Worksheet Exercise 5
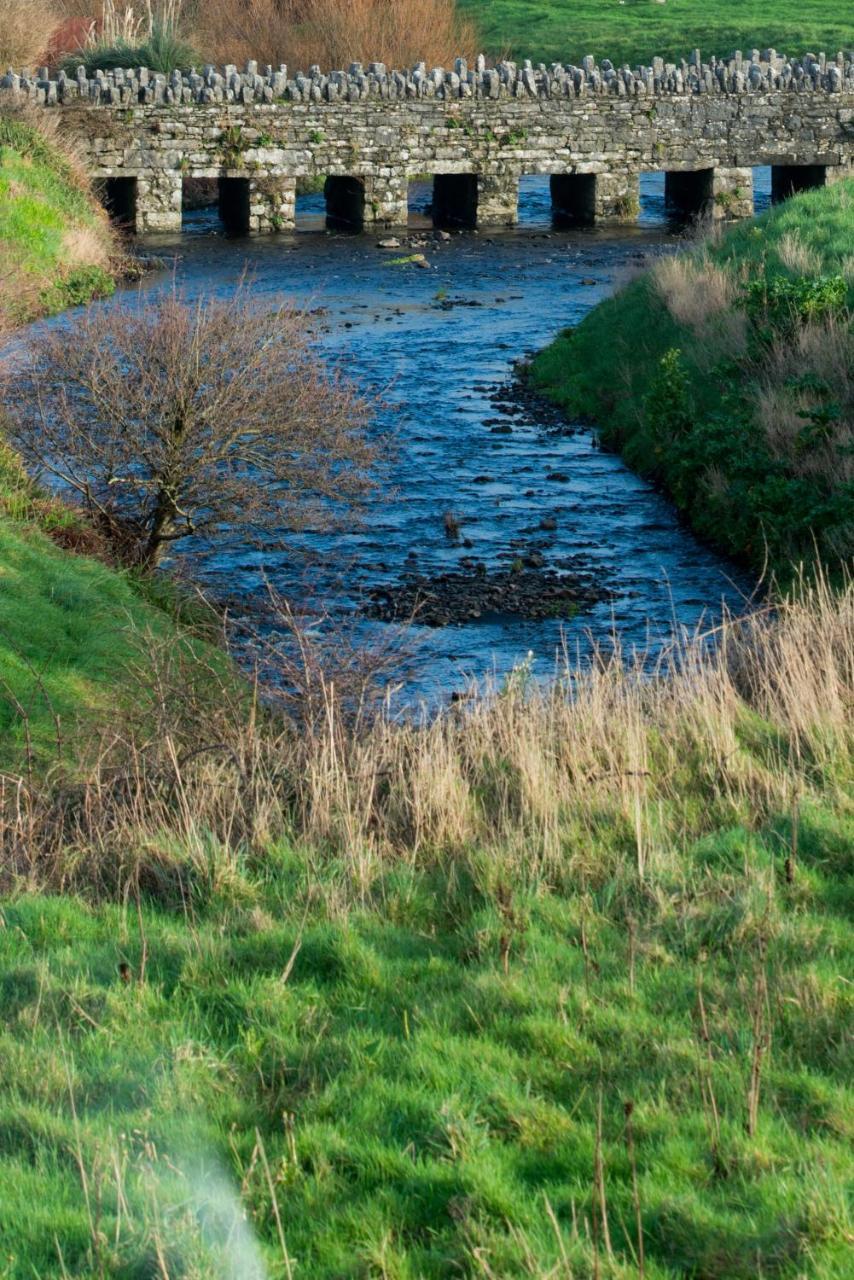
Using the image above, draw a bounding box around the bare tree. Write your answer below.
[2,282,378,568]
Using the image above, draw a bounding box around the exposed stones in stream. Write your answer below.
[366,566,609,626]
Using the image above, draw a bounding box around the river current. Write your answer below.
[93,171,773,697]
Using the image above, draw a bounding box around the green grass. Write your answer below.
[0,798,852,1278]
[0,112,115,323]
[0,447,226,767]
[530,181,854,579]
[463,0,854,66]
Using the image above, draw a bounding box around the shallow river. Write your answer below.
[134,171,770,697]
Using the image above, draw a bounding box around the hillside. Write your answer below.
[530,182,854,580]
[463,0,854,66]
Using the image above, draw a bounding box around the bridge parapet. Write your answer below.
[3,49,854,106]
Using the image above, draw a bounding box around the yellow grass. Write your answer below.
[6,570,851,900]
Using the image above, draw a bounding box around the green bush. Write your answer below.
[743,273,848,342]
[63,24,200,76]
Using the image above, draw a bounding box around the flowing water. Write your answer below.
[83,171,775,698]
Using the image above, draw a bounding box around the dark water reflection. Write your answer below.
[95,172,775,698]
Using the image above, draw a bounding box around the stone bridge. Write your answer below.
[3,49,853,233]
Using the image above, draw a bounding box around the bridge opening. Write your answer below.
[96,177,137,231]
[324,176,366,230]
[550,175,596,227]
[771,164,827,203]
[182,177,218,213]
[217,177,250,235]
[432,174,478,229]
[664,169,714,222]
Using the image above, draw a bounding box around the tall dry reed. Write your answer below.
[2,574,850,901]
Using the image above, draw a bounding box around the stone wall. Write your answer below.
[2,51,852,232]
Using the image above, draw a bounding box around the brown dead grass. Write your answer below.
[0,0,58,68]
[61,223,113,269]
[190,0,476,71]
[653,252,747,367]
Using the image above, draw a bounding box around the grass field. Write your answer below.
[530,182,854,580]
[1,506,852,1276]
[462,1,854,66]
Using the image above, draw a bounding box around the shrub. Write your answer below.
[743,273,848,343]
[3,282,379,569]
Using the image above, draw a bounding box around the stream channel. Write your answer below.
[99,171,772,700]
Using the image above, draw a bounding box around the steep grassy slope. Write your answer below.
[463,0,853,66]
[0,446,229,766]
[530,182,854,579]
[0,107,115,325]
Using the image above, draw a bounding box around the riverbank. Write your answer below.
[0,103,117,327]
[530,181,854,582]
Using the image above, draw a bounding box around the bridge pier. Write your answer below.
[550,172,639,225]
[247,175,296,232]
[477,172,520,226]
[363,175,409,227]
[135,169,183,233]
[711,167,754,220]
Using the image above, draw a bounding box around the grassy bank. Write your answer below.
[0,105,115,327]
[0,447,231,768]
[462,0,854,66]
[530,182,854,580]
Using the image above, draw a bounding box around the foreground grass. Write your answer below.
[530,182,854,580]
[463,0,854,65]
[0,106,115,325]
[2,804,852,1277]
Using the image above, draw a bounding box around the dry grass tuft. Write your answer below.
[61,223,113,268]
[653,253,736,330]
[653,252,747,367]
[776,231,822,276]
[756,315,854,488]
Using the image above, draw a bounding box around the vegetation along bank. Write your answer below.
[530,181,854,581]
